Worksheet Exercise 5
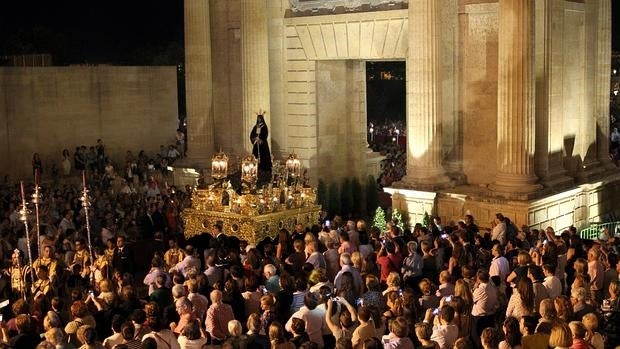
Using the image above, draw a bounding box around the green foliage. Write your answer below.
[351,177,363,217]
[422,211,431,228]
[317,179,328,210]
[341,178,353,218]
[372,207,387,232]
[366,175,379,216]
[392,209,407,231]
[328,181,341,218]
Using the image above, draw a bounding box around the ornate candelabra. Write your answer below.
[211,151,229,182]
[19,181,35,282]
[241,155,258,193]
[80,172,94,262]
[285,153,301,189]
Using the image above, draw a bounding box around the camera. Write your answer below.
[325,220,331,228]
[445,295,452,302]
[441,233,449,239]
[432,308,440,315]
[543,239,548,245]
[356,298,363,306]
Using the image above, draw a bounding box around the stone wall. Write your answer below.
[0,66,178,179]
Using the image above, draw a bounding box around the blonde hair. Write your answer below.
[186,279,199,293]
[99,279,112,292]
[574,258,588,276]
[228,320,242,337]
[351,252,362,269]
[418,278,435,296]
[44,328,65,345]
[386,272,401,288]
[517,251,532,266]
[43,311,61,331]
[454,279,473,309]
[549,323,572,347]
[569,321,587,340]
[581,313,599,331]
[261,294,275,308]
[609,280,619,297]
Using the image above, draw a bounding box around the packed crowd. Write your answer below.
[1,164,620,349]
[32,129,186,181]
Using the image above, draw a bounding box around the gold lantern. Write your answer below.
[241,155,258,185]
[211,152,229,180]
[285,153,301,179]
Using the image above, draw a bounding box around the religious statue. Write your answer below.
[250,113,273,172]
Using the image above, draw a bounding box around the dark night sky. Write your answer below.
[0,1,184,65]
[0,1,618,65]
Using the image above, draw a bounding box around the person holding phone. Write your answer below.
[424,305,458,349]
[381,316,414,349]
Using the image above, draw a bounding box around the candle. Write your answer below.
[82,171,86,187]
[20,181,25,200]
[35,169,40,186]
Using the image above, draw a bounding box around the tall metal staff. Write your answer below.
[19,181,35,282]
[80,171,94,262]
[32,169,42,258]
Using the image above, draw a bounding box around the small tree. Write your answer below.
[366,175,379,217]
[392,208,407,231]
[422,211,431,228]
[372,207,387,232]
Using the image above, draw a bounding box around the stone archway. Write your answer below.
[282,10,409,182]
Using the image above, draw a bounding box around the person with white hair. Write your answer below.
[334,253,363,297]
[263,264,280,294]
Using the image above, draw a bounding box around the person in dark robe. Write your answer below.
[250,113,273,172]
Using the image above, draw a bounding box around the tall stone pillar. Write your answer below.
[402,0,450,190]
[596,0,612,166]
[241,0,271,154]
[184,0,214,163]
[490,0,541,196]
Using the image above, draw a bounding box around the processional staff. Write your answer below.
[19,181,35,282]
[32,169,42,258]
[80,171,94,262]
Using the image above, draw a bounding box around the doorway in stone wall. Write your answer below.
[366,61,406,186]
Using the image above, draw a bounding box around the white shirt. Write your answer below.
[491,222,507,245]
[286,306,325,347]
[430,323,459,349]
[102,332,123,349]
[171,255,201,277]
[543,275,562,299]
[490,256,510,283]
[472,282,499,316]
[177,335,207,349]
[143,330,180,349]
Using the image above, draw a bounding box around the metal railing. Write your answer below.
[579,222,620,240]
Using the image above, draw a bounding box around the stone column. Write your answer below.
[402,0,450,189]
[184,0,214,162]
[241,0,271,154]
[596,0,612,166]
[490,0,541,196]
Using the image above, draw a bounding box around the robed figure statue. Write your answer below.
[250,113,273,172]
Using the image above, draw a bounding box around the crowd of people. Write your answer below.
[1,156,620,349]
